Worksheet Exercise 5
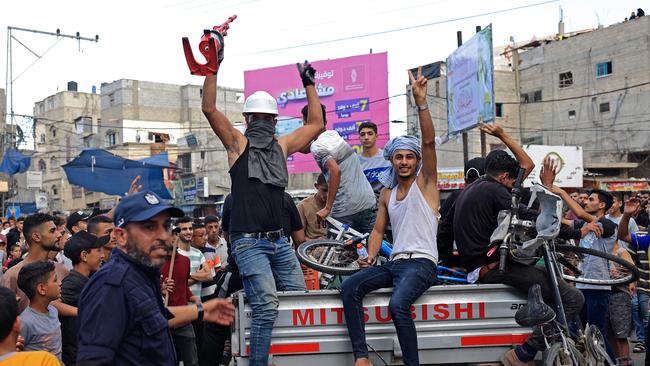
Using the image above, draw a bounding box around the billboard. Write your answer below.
[446,24,495,135]
[244,53,389,173]
[523,145,583,188]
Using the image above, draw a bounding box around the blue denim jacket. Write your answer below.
[77,248,176,365]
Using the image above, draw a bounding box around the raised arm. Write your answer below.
[479,123,535,179]
[619,198,641,243]
[202,74,246,165]
[410,67,439,209]
[279,61,324,156]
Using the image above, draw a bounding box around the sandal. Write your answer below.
[633,342,646,353]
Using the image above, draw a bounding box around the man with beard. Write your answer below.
[202,59,324,365]
[1,214,71,315]
[76,191,235,365]
[340,67,440,366]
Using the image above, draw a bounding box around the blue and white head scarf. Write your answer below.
[377,135,422,189]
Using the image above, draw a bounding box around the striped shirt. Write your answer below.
[177,247,207,299]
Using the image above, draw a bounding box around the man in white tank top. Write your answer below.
[340,67,439,366]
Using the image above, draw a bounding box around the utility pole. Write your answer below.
[457,31,469,166]
[477,25,487,158]
[3,26,98,215]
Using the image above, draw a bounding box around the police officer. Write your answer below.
[76,191,235,365]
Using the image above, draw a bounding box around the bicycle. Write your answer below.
[295,216,467,287]
[492,170,638,366]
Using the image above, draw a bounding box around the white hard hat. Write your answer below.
[243,91,278,115]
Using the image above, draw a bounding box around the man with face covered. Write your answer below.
[76,191,235,365]
[202,59,324,365]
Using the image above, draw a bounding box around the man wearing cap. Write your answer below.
[202,59,324,365]
[340,67,440,366]
[60,231,105,366]
[67,211,91,235]
[76,191,235,365]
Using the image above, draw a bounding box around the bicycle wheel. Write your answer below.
[554,244,639,286]
[296,239,361,276]
[543,341,585,366]
[584,324,614,366]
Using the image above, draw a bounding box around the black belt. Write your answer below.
[239,229,284,241]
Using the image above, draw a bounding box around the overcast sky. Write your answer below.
[1,0,644,139]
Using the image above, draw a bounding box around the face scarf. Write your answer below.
[244,118,288,188]
[377,135,422,189]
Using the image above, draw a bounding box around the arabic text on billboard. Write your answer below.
[446,24,495,135]
[244,53,389,174]
[523,145,583,188]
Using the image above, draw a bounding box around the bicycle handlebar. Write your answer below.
[499,167,525,273]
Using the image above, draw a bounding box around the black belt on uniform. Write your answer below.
[239,229,284,241]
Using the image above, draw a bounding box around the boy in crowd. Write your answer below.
[297,174,328,240]
[16,261,62,361]
[59,231,105,365]
[356,121,391,196]
[0,286,59,365]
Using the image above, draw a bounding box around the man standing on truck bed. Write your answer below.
[202,58,324,365]
[340,67,439,366]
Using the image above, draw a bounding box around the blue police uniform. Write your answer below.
[76,247,177,365]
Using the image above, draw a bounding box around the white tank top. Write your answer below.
[388,182,440,262]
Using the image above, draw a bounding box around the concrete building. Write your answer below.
[32,83,102,212]
[515,16,650,179]
[100,79,245,216]
[407,16,650,184]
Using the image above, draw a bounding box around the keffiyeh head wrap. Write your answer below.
[377,135,422,189]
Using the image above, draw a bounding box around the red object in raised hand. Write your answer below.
[182,15,237,76]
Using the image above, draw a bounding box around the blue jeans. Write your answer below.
[632,292,650,343]
[231,235,306,366]
[580,289,614,359]
[341,258,437,366]
[332,208,377,234]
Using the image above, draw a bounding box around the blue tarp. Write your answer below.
[62,149,172,199]
[0,149,31,175]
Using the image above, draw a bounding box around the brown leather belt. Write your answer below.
[478,261,499,280]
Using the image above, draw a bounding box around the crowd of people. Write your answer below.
[0,59,648,366]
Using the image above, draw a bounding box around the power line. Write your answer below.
[247,0,559,55]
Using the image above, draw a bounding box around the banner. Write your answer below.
[446,24,495,135]
[245,53,389,173]
[600,180,649,192]
[437,168,465,191]
[26,171,43,190]
[523,145,583,188]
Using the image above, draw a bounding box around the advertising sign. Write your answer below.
[245,53,389,173]
[600,180,649,192]
[446,24,495,135]
[26,171,43,190]
[437,168,465,191]
[523,145,583,188]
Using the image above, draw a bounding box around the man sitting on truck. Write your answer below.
[340,67,439,366]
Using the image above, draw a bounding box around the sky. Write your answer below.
[1,0,644,141]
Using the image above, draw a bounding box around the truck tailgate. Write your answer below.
[232,284,530,365]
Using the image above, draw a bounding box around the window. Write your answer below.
[108,93,115,105]
[39,134,45,144]
[435,81,440,97]
[178,153,192,170]
[51,185,58,196]
[75,117,92,134]
[568,110,576,119]
[83,136,92,148]
[599,102,610,113]
[559,72,573,88]
[495,103,504,117]
[533,90,542,102]
[521,90,542,103]
[596,61,612,77]
[50,156,58,170]
[50,127,57,138]
[106,131,117,146]
[38,159,46,171]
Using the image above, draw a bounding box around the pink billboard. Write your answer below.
[244,52,389,173]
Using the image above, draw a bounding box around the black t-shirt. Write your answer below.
[228,144,285,233]
[453,176,512,272]
[221,194,237,272]
[282,192,304,239]
[60,269,89,365]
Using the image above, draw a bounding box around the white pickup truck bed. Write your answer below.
[231,284,530,365]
